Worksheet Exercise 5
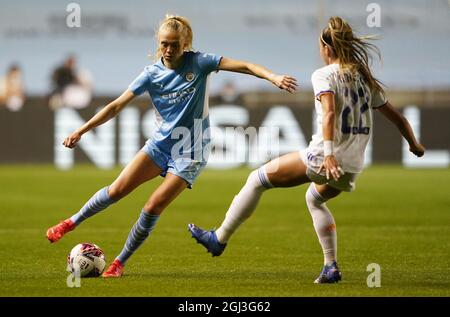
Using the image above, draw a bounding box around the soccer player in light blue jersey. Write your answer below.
[46,14,297,277]
[189,17,425,284]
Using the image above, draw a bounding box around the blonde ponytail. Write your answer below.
[321,16,384,93]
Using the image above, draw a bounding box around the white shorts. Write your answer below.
[299,149,358,192]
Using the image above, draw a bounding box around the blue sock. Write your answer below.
[70,186,116,226]
[116,210,159,265]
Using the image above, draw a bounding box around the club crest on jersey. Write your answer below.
[185,72,195,82]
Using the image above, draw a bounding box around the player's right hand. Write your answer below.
[409,142,425,157]
[63,131,82,148]
[317,155,344,181]
[271,74,298,93]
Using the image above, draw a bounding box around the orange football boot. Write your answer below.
[102,259,124,278]
[46,219,75,243]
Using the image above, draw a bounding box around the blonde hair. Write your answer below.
[320,16,384,93]
[155,14,193,60]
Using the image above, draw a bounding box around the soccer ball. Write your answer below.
[67,243,106,277]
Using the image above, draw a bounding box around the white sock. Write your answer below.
[215,166,273,243]
[305,183,337,265]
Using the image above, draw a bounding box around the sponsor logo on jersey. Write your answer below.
[162,87,196,104]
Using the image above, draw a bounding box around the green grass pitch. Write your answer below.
[0,165,449,296]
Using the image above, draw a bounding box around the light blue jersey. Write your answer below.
[128,51,222,186]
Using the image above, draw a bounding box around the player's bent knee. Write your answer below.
[143,198,166,215]
[247,170,263,190]
[248,168,273,191]
[305,190,315,208]
[248,170,259,183]
[305,184,326,208]
[107,184,128,201]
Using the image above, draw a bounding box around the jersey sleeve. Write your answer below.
[197,52,222,74]
[371,88,388,109]
[128,69,150,96]
[311,69,335,101]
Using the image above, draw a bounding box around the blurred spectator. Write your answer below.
[218,80,242,104]
[0,64,26,111]
[49,55,93,110]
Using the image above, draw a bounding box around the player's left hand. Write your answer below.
[63,130,82,149]
[270,74,298,93]
[317,155,344,181]
[409,142,425,157]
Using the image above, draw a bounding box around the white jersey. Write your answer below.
[306,63,387,173]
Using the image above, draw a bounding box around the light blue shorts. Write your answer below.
[140,141,209,188]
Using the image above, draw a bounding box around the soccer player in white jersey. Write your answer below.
[46,15,297,278]
[189,17,425,283]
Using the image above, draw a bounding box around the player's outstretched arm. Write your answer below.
[376,102,425,157]
[63,89,136,148]
[218,57,298,93]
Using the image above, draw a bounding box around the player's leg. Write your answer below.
[216,152,310,241]
[107,151,164,200]
[46,152,163,243]
[306,183,340,265]
[71,151,163,224]
[217,151,311,238]
[305,183,342,283]
[264,151,311,187]
[189,152,310,255]
[103,173,187,277]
